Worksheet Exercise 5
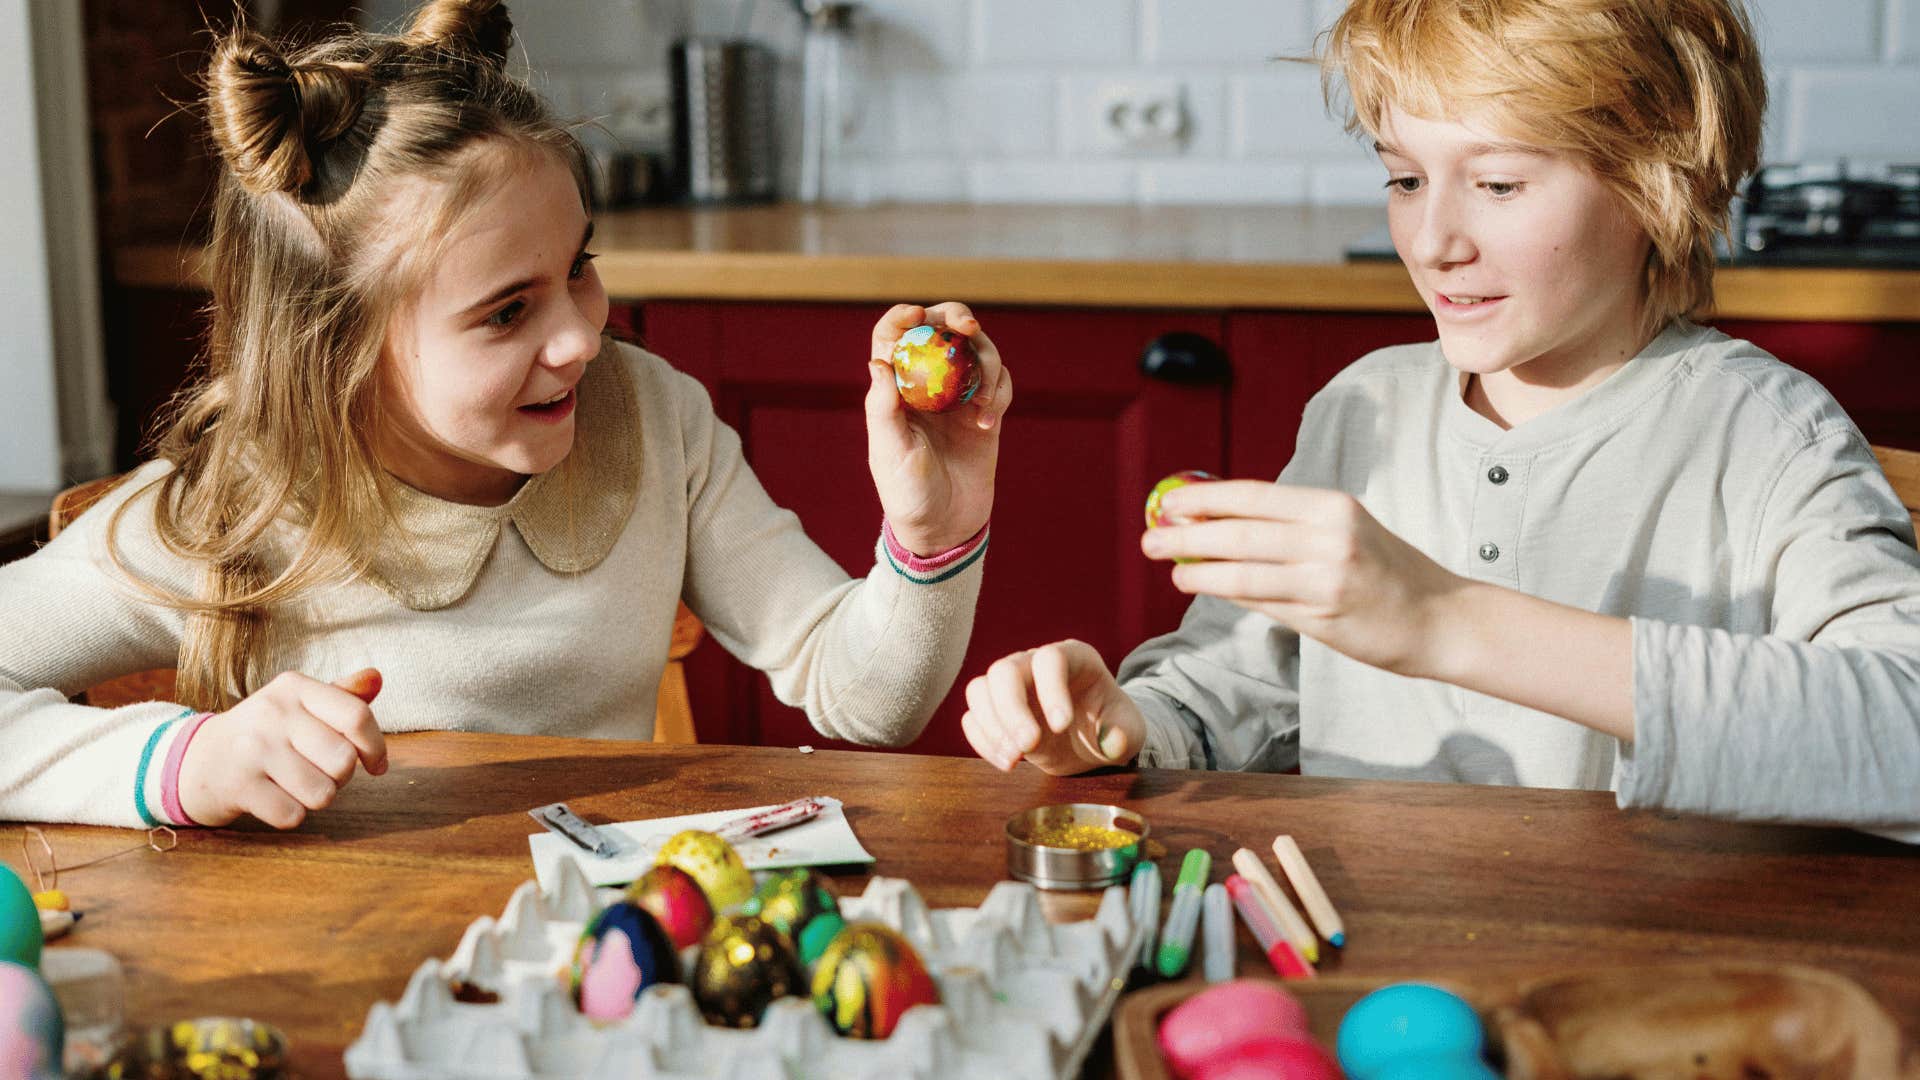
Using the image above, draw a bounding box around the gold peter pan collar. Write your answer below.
[365,341,641,611]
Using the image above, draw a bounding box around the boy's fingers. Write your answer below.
[871,303,929,361]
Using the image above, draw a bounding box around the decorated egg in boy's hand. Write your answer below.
[891,324,983,412]
[1337,983,1501,1080]
[810,922,941,1039]
[1145,470,1221,530]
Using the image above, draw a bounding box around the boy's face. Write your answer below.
[1377,107,1654,386]
[377,151,608,505]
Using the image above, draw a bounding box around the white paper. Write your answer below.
[528,796,874,891]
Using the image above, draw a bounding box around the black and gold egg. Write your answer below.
[690,915,805,1029]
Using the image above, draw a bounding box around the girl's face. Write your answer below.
[377,151,607,505]
[1379,106,1655,393]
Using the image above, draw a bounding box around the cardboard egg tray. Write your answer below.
[343,857,1143,1080]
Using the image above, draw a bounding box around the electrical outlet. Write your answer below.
[604,71,673,149]
[1089,79,1189,155]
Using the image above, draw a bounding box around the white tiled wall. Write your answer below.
[365,0,1920,206]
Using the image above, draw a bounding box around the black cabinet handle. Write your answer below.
[1139,331,1232,385]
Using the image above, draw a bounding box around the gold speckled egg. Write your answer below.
[653,829,754,911]
[690,915,805,1028]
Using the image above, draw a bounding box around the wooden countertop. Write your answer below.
[112,203,1920,321]
[7,732,1918,1078]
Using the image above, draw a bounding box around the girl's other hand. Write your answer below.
[1141,481,1465,679]
[866,302,1012,555]
[177,668,388,829]
[961,640,1145,775]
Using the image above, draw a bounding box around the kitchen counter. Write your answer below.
[112,203,1920,321]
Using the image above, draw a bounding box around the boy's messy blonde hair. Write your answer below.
[112,0,590,709]
[1322,0,1766,334]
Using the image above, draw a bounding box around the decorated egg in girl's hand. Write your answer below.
[654,829,754,911]
[626,865,714,951]
[891,324,983,413]
[810,922,941,1039]
[569,901,680,1021]
[691,915,806,1028]
[1145,470,1221,530]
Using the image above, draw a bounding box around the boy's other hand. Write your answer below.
[866,302,1013,556]
[177,667,388,829]
[961,640,1145,775]
[1141,480,1465,679]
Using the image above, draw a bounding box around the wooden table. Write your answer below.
[6,732,1918,1077]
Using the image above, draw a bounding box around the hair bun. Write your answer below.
[405,0,515,65]
[206,30,369,195]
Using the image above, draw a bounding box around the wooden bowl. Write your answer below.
[1113,964,1920,1080]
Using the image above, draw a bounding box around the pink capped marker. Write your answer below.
[1226,874,1316,979]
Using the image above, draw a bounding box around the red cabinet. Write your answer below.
[639,302,1230,754]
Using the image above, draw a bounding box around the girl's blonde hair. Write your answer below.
[112,0,590,709]
[1321,0,1767,334]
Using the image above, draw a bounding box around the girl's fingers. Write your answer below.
[287,713,361,787]
[961,710,1017,772]
[263,741,341,812]
[962,677,1019,769]
[243,773,311,830]
[985,652,1045,754]
[1028,643,1082,735]
[297,679,387,774]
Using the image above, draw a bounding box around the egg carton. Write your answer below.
[342,857,1142,1080]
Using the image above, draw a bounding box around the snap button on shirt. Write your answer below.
[1478,542,1501,562]
[1487,465,1509,485]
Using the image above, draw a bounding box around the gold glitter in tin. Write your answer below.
[1023,823,1140,851]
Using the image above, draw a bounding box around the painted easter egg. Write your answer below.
[0,960,62,1080]
[568,901,681,1022]
[0,865,40,970]
[795,912,846,968]
[740,869,839,963]
[626,865,714,951]
[810,922,941,1040]
[654,830,754,911]
[1159,979,1314,1078]
[1144,470,1220,529]
[891,324,982,413]
[1337,983,1500,1080]
[1187,1037,1343,1080]
[690,916,806,1029]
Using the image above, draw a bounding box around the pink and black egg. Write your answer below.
[568,901,681,1022]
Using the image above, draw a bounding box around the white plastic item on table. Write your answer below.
[342,859,1142,1080]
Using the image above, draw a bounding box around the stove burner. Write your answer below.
[1736,162,1920,263]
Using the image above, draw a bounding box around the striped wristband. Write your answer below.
[159,712,215,827]
[880,519,989,585]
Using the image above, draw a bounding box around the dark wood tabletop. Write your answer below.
[5,731,1917,1078]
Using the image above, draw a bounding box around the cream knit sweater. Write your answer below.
[0,342,986,827]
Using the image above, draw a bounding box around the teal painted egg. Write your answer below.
[810,922,941,1040]
[0,865,40,970]
[0,960,62,1080]
[1337,983,1499,1080]
[891,324,982,413]
[740,869,838,963]
[796,912,846,967]
[626,865,714,951]
[569,901,680,1022]
[691,916,805,1029]
[654,830,754,911]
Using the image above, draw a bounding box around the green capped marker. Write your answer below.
[1154,848,1212,978]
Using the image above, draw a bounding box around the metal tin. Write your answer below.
[1005,803,1149,890]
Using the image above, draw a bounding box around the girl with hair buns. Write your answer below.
[961,0,1920,839]
[0,0,1010,830]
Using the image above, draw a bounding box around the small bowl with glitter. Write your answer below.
[1005,803,1149,890]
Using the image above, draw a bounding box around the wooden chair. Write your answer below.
[1871,445,1920,535]
[50,474,705,742]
